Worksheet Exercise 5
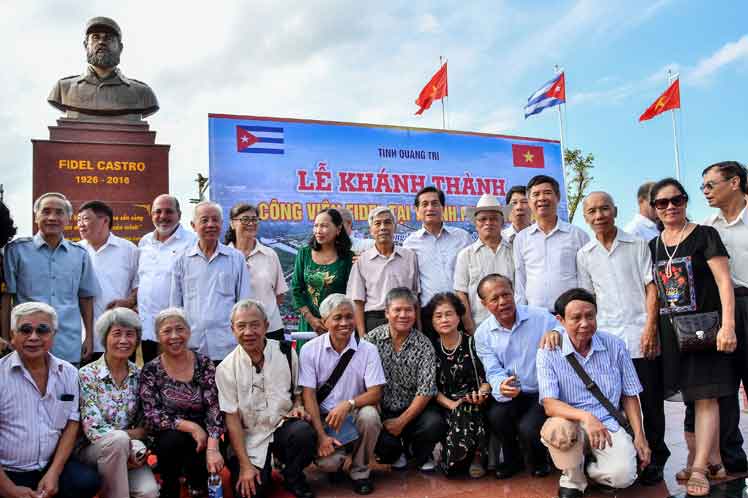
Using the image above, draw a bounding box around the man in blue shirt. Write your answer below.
[537,288,651,498]
[475,273,558,479]
[3,193,100,365]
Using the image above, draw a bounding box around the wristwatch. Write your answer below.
[347,399,356,410]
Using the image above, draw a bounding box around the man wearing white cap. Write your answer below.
[454,194,514,333]
[537,288,650,498]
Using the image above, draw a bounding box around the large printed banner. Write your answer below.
[208,114,565,237]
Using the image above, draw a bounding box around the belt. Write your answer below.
[735,287,748,298]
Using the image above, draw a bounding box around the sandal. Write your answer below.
[686,467,710,497]
[469,460,486,479]
[708,463,727,480]
[675,466,692,481]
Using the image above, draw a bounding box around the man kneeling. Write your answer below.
[536,289,651,498]
[300,294,386,495]
[216,299,316,498]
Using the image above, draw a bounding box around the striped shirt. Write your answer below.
[536,329,642,432]
[0,352,80,471]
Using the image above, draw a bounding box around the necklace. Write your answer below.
[440,332,462,359]
[661,221,688,277]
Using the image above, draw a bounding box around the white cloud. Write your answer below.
[687,34,748,84]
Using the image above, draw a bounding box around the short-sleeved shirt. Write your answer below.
[347,245,420,312]
[215,341,299,467]
[576,229,653,359]
[299,333,386,413]
[365,325,437,413]
[0,352,80,471]
[170,242,252,360]
[536,330,642,432]
[79,233,139,352]
[513,219,590,311]
[704,206,748,288]
[231,242,288,332]
[403,225,473,305]
[137,225,197,342]
[3,233,101,363]
[454,238,515,326]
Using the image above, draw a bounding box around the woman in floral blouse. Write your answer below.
[78,308,158,498]
[140,307,225,498]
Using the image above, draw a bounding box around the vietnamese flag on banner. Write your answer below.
[512,144,545,168]
[639,79,680,122]
[415,63,448,115]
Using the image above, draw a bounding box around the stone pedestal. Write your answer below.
[32,119,169,242]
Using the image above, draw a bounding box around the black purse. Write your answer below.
[653,236,720,353]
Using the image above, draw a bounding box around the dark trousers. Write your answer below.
[376,403,447,466]
[155,430,210,498]
[266,329,286,341]
[5,458,100,498]
[227,419,317,498]
[633,356,670,469]
[485,393,547,469]
[364,310,387,334]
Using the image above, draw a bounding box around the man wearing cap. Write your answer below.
[347,206,420,335]
[454,194,514,333]
[537,288,650,498]
[48,17,159,121]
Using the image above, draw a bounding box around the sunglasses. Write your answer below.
[652,194,688,210]
[17,323,53,336]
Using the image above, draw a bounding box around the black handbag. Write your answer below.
[653,236,720,353]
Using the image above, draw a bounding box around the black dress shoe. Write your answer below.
[352,478,374,495]
[284,479,315,498]
[638,465,664,485]
[531,462,552,477]
[495,462,523,479]
[557,487,583,498]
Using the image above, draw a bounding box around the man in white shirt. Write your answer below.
[502,185,531,242]
[623,182,659,242]
[403,186,472,339]
[576,191,668,484]
[513,175,589,311]
[136,194,196,363]
[454,194,514,333]
[170,201,251,362]
[338,207,375,255]
[702,161,748,473]
[77,200,139,361]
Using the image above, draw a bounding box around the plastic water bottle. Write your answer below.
[207,473,223,498]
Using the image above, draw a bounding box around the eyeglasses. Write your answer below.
[652,194,688,210]
[699,177,735,192]
[232,216,259,225]
[17,323,53,337]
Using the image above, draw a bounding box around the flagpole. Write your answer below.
[667,69,682,181]
[554,65,567,181]
[439,56,446,129]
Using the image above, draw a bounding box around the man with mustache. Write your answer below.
[48,17,158,121]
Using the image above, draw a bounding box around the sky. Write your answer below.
[1,0,747,235]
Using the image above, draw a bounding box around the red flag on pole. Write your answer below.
[415,63,448,115]
[639,79,680,122]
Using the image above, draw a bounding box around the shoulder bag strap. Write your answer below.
[316,334,361,405]
[564,352,634,438]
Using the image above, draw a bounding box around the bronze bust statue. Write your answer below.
[48,17,159,121]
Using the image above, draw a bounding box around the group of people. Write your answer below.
[0,159,746,498]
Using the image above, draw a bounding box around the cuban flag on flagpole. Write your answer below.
[524,73,566,119]
[236,125,285,154]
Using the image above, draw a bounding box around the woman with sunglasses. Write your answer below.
[647,178,737,497]
[225,202,289,341]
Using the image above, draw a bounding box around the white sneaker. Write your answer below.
[419,458,436,472]
[392,453,408,470]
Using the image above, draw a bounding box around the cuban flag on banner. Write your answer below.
[236,125,285,154]
[524,73,565,119]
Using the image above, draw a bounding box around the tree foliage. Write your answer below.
[564,148,595,223]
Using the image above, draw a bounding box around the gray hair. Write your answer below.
[319,293,354,321]
[582,191,616,209]
[95,307,142,350]
[153,194,181,214]
[384,287,419,310]
[230,299,268,324]
[367,206,396,226]
[337,207,353,226]
[10,302,58,332]
[33,192,73,218]
[193,200,223,222]
[154,307,190,334]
